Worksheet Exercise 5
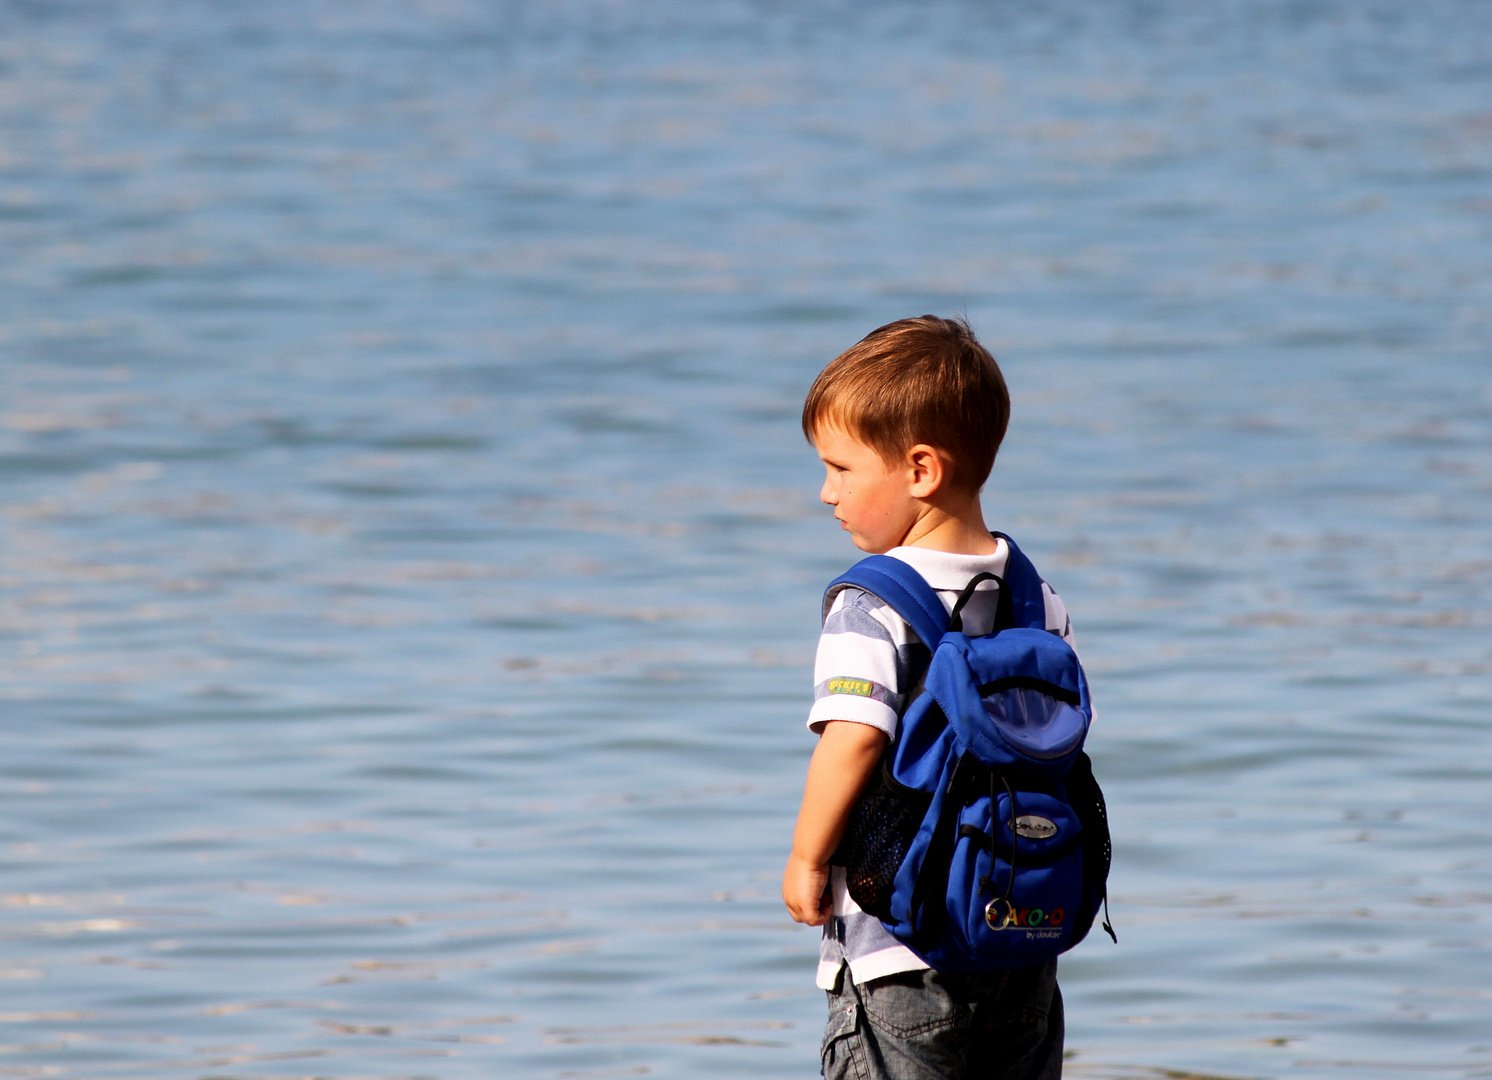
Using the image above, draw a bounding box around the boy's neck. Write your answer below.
[897,501,1000,555]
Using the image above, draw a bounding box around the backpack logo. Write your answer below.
[986,900,1067,930]
[1014,815,1058,840]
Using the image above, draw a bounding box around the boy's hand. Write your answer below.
[782,852,833,926]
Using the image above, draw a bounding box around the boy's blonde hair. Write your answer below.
[801,315,1010,494]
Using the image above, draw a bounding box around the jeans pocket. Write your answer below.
[859,970,967,1041]
[821,993,861,1080]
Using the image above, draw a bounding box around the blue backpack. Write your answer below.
[826,534,1115,972]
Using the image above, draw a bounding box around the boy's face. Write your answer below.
[812,424,923,554]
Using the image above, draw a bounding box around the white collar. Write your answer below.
[884,538,1009,590]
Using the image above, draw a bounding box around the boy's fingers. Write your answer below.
[795,902,827,927]
[783,889,829,926]
[782,859,832,925]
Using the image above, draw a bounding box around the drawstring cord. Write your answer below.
[983,772,1018,930]
[1002,774,1017,902]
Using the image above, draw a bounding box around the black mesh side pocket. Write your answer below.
[1064,750,1112,945]
[833,755,933,922]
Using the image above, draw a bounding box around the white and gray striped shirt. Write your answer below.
[809,541,1076,988]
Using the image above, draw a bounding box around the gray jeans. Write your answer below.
[821,961,1063,1080]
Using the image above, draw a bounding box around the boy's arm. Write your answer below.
[783,720,887,926]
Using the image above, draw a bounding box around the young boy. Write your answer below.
[784,316,1074,1080]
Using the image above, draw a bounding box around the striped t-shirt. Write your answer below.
[809,541,1076,989]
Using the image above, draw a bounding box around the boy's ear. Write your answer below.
[905,444,947,499]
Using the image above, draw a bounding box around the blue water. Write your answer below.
[1,2,1489,1077]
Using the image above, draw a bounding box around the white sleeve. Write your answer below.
[1042,581,1075,648]
[806,587,907,739]
[1043,580,1092,720]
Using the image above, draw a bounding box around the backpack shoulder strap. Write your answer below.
[824,555,948,650]
[992,533,1049,630]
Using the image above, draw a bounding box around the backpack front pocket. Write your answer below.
[944,789,1087,968]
